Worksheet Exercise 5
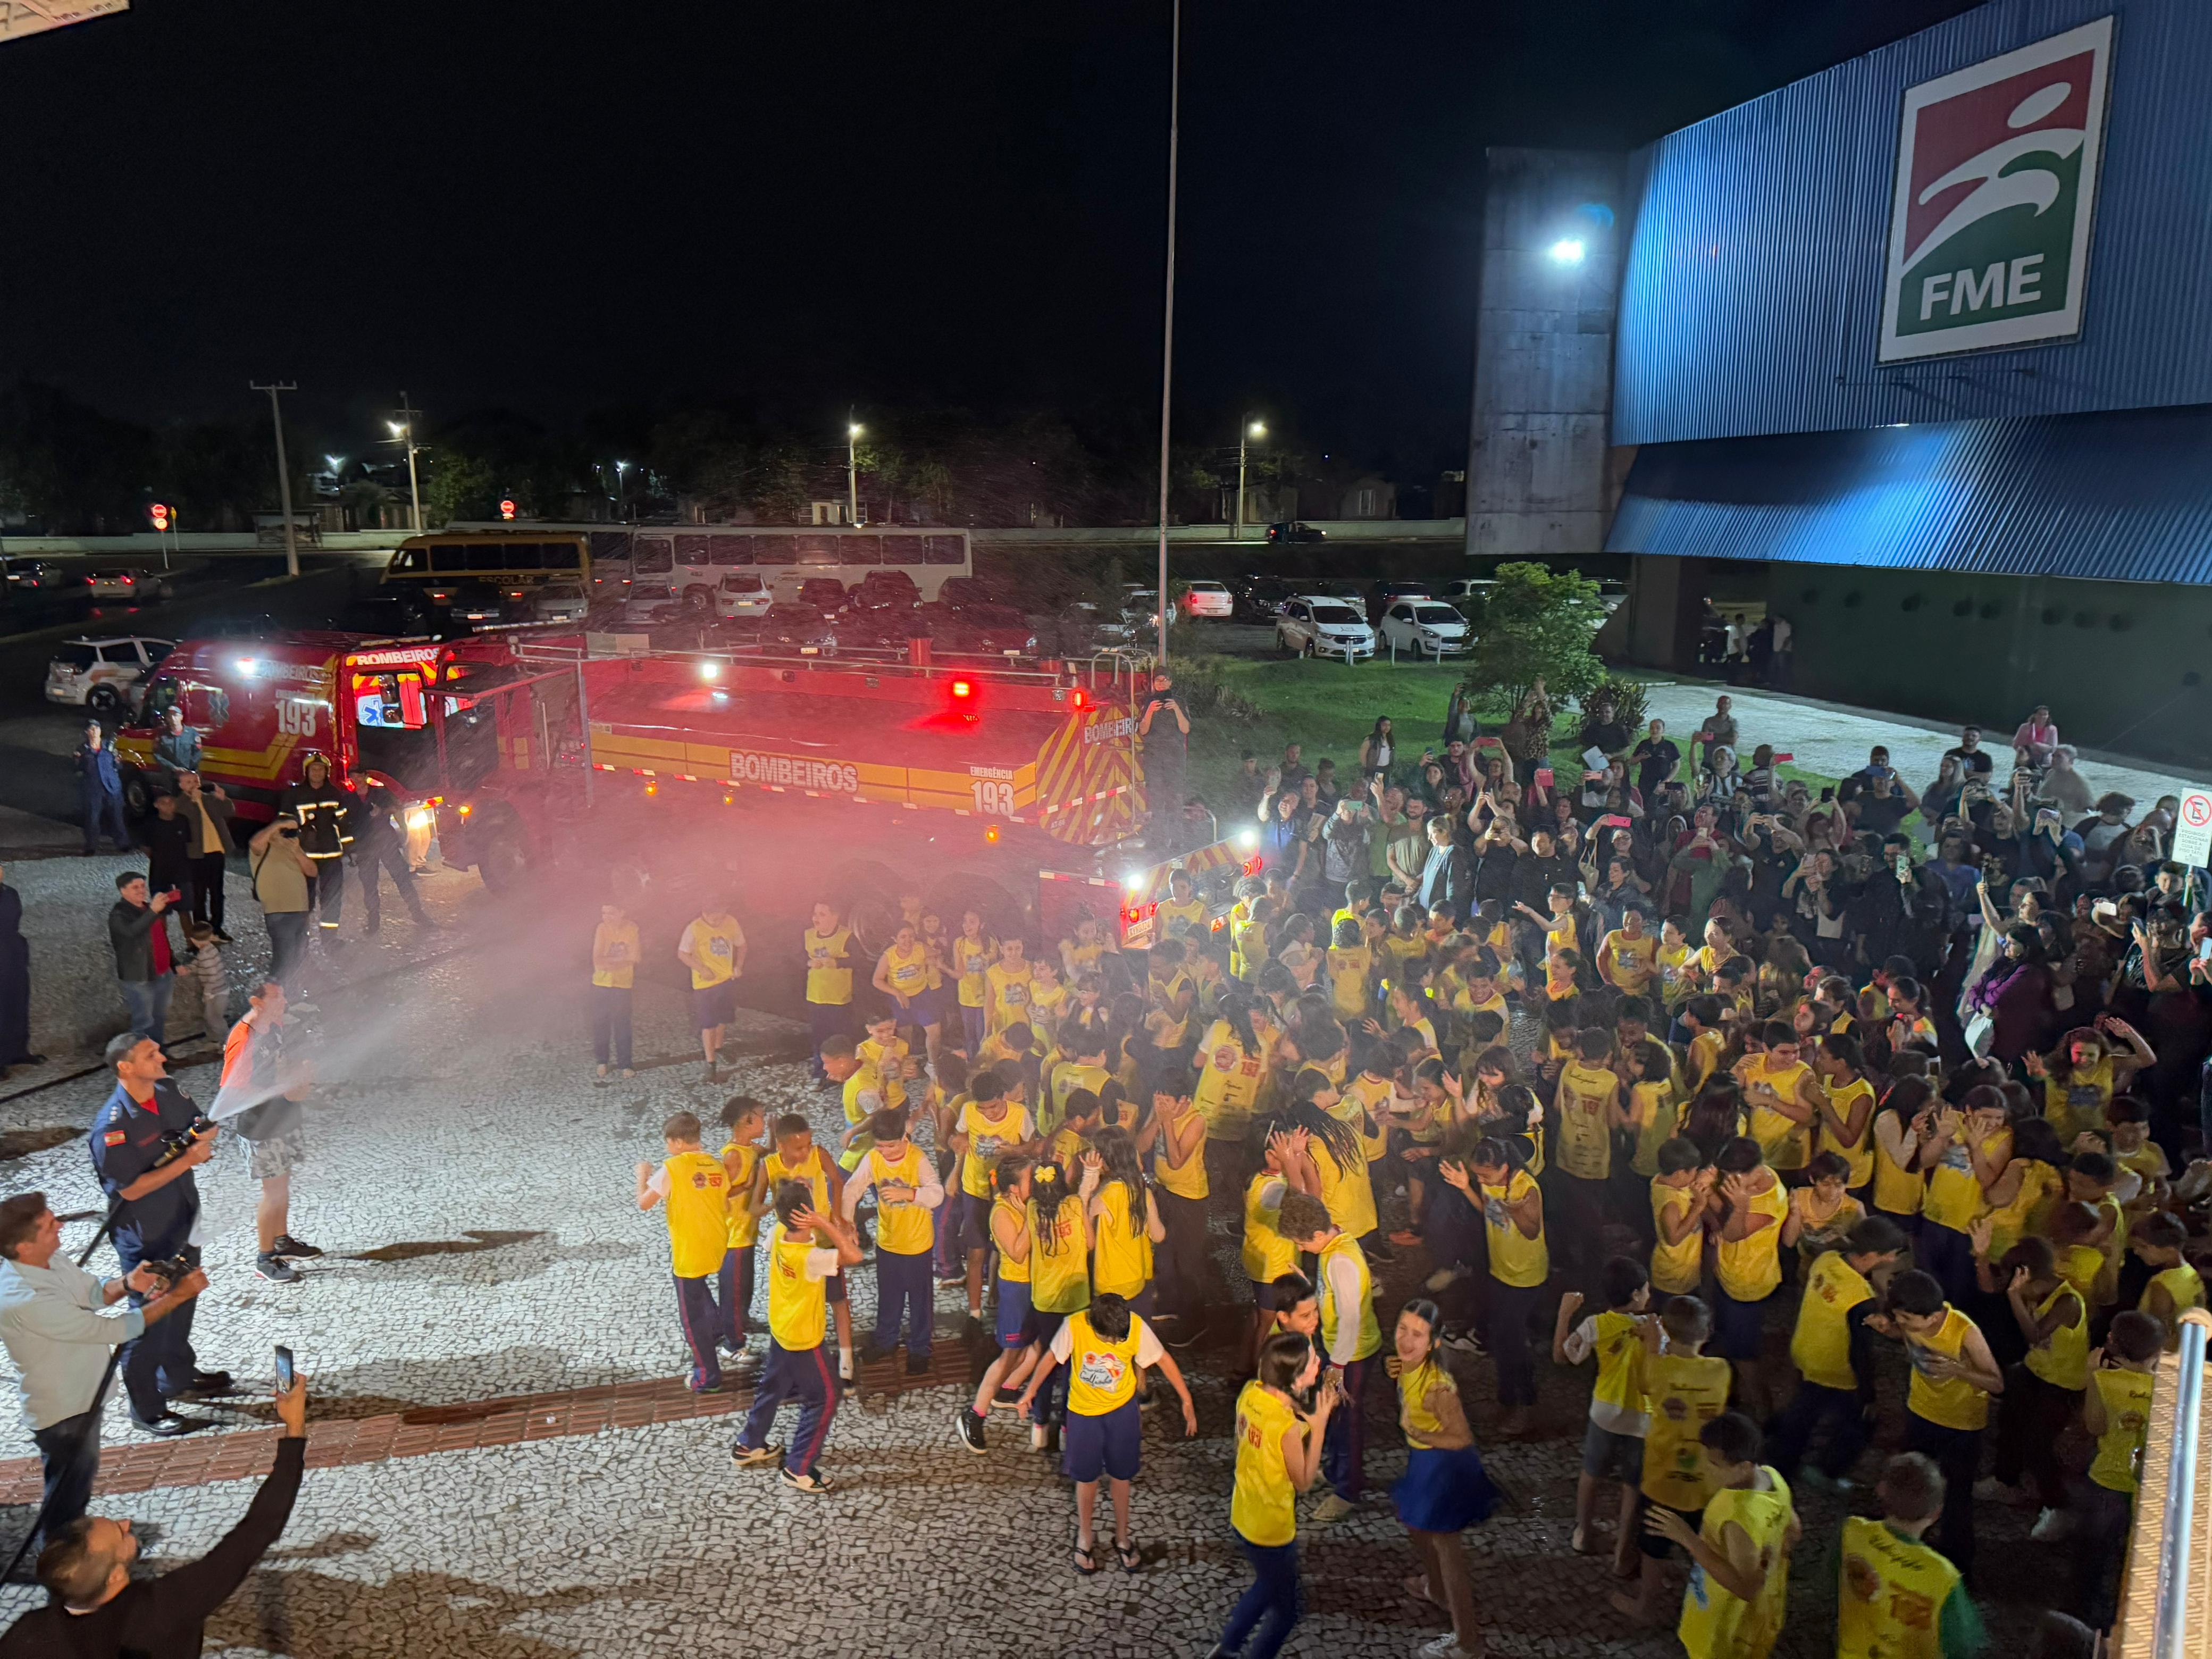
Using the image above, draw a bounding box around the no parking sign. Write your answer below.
[2174,789,2212,868]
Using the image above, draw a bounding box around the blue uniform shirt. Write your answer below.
[88,1080,202,1258]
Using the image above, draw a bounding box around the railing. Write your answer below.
[513,634,1155,697]
[2117,1308,2210,1659]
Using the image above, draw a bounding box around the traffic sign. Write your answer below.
[149,502,169,530]
[2174,788,2212,868]
[499,499,516,520]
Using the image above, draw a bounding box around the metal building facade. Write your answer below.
[1613,0,2212,447]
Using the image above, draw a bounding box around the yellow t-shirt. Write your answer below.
[802,926,853,1005]
[1921,1122,2008,1235]
[592,920,639,989]
[984,960,1034,1034]
[1478,1170,1548,1288]
[1791,1252,1874,1392]
[1326,944,1373,1021]
[1678,1472,1794,1659]
[1602,928,1659,993]
[1688,1028,1727,1092]
[2145,1262,2206,1322]
[1714,1174,1788,1302]
[1317,1231,1381,1361]
[879,940,932,1003]
[764,1144,831,1217]
[1985,1159,2063,1261]
[1655,942,1694,1008]
[1650,1179,1704,1295]
[1310,1135,1377,1242]
[1872,1114,1925,1219]
[1157,895,1207,936]
[1627,1079,1678,1178]
[957,1100,1029,1198]
[1050,1061,1111,1133]
[1026,1195,1091,1314]
[1062,1310,1144,1416]
[1637,1350,1734,1508]
[1241,1171,1295,1284]
[858,1035,910,1114]
[951,934,995,1008]
[2022,1281,2088,1393]
[1092,1182,1153,1296]
[1153,1102,1209,1201]
[1837,1516,1964,1659]
[1555,1062,1621,1182]
[766,1226,830,1350]
[1231,1381,1302,1546]
[719,1141,762,1249]
[1587,1308,1649,1423]
[1398,1355,1457,1443]
[1194,1020,1267,1141]
[2043,1057,2115,1142]
[992,1193,1030,1285]
[1905,1308,1990,1431]
[1741,1056,1814,1170]
[682,915,745,989]
[863,1143,935,1257]
[659,1151,730,1279]
[1817,1077,1876,1191]
[2088,1367,2158,1493]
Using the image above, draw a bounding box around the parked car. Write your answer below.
[835,608,927,652]
[336,593,443,639]
[795,577,849,615]
[46,635,176,713]
[621,589,682,625]
[2,557,63,590]
[1175,580,1234,620]
[714,572,774,619]
[934,576,999,614]
[526,582,590,624]
[1378,599,1472,658]
[85,568,174,602]
[1436,577,1495,605]
[1266,522,1327,544]
[1234,575,1295,622]
[1364,579,1434,625]
[1047,601,1135,655]
[849,570,922,611]
[918,602,1036,656]
[1119,583,1167,633]
[1275,596,1375,662]
[1596,579,1628,615]
[725,601,838,655]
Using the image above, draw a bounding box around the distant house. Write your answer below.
[1338,475,1396,520]
[1216,483,1297,525]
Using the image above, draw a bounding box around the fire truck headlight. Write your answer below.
[234,658,259,677]
[405,807,436,832]
[1122,872,1144,893]
[1235,826,1260,852]
[698,661,720,681]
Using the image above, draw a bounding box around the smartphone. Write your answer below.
[1534,767,1555,790]
[274,1345,295,1392]
[1819,786,1836,803]
[1597,814,1633,830]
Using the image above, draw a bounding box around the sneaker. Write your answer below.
[730,1442,782,1468]
[992,1386,1025,1411]
[271,1234,323,1259]
[1310,1493,1356,1526]
[779,1467,834,1494]
[213,931,235,944]
[856,1342,895,1368]
[1030,1423,1048,1452]
[688,1378,724,1394]
[905,1352,932,1376]
[1423,1265,1468,1294]
[956,1410,987,1454]
[1417,1637,1479,1659]
[2031,1506,2074,1542]
[1365,1241,1397,1266]
[254,1252,300,1284]
[1438,1328,1486,1356]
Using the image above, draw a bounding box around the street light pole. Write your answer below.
[1154,0,1181,665]
[1235,416,1265,540]
[249,381,300,578]
[397,391,424,532]
[846,413,862,526]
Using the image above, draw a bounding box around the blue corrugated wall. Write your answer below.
[1614,0,2212,446]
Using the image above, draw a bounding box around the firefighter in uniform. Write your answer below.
[278,754,353,940]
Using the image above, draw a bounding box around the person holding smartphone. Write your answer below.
[106,873,180,1049]
[1138,672,1190,853]
[0,1366,309,1655]
[247,817,316,996]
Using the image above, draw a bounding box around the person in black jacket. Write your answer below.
[75,723,129,858]
[0,1372,307,1658]
[276,755,351,942]
[107,875,178,1047]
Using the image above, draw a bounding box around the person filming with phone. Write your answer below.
[87,1033,229,1438]
[0,1367,309,1657]
[106,874,180,1050]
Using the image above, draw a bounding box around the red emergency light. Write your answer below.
[949,677,974,701]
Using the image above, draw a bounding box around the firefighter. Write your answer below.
[278,755,353,942]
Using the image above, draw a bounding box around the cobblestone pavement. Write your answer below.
[0,857,2075,1657]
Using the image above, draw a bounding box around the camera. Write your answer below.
[143,1253,194,1288]
[155,1113,216,1168]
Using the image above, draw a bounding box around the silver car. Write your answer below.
[1275,596,1375,661]
[46,635,176,713]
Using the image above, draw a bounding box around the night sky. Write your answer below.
[4,0,1980,471]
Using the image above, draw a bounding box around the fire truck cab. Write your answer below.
[116,632,525,850]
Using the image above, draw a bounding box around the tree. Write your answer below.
[1456,562,1607,713]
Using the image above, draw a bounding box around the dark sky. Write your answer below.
[3,0,1980,472]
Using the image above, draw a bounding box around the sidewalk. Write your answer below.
[1636,673,2205,806]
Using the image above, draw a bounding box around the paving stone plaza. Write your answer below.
[0,853,2070,1658]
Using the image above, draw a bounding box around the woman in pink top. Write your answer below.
[2012,705,2059,768]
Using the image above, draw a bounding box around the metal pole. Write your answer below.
[1235,420,1247,541]
[1153,0,1180,665]
[574,659,594,807]
[400,391,424,532]
[2153,1312,2207,1659]
[846,410,861,527]
[250,381,300,578]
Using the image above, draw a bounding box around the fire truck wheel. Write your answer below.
[121,770,153,822]
[923,869,1030,943]
[475,827,529,893]
[828,860,906,959]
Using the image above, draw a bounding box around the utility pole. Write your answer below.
[1154,0,1181,664]
[250,381,300,577]
[845,411,862,526]
[1235,416,1265,540]
[397,391,424,532]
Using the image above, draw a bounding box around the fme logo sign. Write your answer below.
[1878,16,2114,363]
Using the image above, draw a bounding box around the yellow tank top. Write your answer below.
[660,1151,731,1279]
[1554,1062,1619,1181]
[1639,1351,1733,1507]
[1231,1381,1301,1546]
[2088,1367,2157,1493]
[1984,1160,2062,1261]
[2043,1058,2114,1142]
[1310,1136,1377,1242]
[719,1142,761,1249]
[1589,1309,1647,1417]
[1194,1023,1266,1138]
[985,961,1033,1033]
[1049,1061,1110,1129]
[1921,1124,2006,1234]
[1318,1232,1381,1361]
[1678,1472,1794,1659]
[864,1144,934,1256]
[1715,1174,1788,1302]
[857,1036,910,1111]
[958,1101,1025,1198]
[1650,1179,1705,1294]
[1063,1310,1143,1415]
[1026,1196,1091,1313]
[2146,1262,2206,1320]
[1627,1080,1676,1177]
[1837,1515,1961,1659]
[1397,1356,1456,1442]
[1818,1077,1876,1189]
[764,1146,830,1219]
[1872,1115,1923,1217]
[1158,895,1206,934]
[1791,1252,1874,1392]
[952,934,994,1007]
[1154,1102,1209,1200]
[2023,1281,2088,1392]
[991,1194,1030,1285]
[1092,1182,1152,1296]
[1479,1171,1548,1288]
[766,1227,829,1350]
[803,926,853,1004]
[882,941,930,998]
[1241,1172,1295,1284]
[1744,1057,1813,1170]
[1325,944,1372,1020]
[1028,982,1069,1036]
[2058,1242,2107,1306]
[1905,1308,1989,1431]
[1656,943,1693,1006]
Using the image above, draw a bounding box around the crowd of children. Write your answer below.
[617,851,2208,1656]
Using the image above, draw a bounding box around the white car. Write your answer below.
[527,582,590,624]
[46,635,176,713]
[715,572,773,619]
[1176,580,1233,619]
[1275,596,1375,661]
[1379,599,1471,658]
[1436,577,1494,605]
[85,568,173,601]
